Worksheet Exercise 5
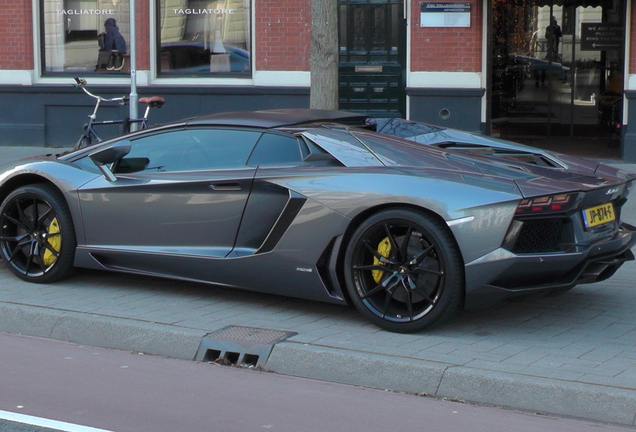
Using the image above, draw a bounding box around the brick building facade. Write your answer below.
[1,0,635,160]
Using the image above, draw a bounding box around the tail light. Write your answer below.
[515,193,579,215]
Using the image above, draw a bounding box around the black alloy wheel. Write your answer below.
[344,208,464,333]
[0,184,76,283]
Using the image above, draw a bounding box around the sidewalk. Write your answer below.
[2,146,636,426]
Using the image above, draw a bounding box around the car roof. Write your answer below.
[185,108,371,129]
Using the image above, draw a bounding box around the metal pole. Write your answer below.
[129,0,138,130]
[546,3,554,137]
[569,7,576,138]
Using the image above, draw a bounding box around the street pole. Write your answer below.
[129,0,138,130]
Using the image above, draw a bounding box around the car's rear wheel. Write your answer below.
[0,184,76,283]
[344,208,464,333]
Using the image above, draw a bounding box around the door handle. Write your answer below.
[209,182,241,191]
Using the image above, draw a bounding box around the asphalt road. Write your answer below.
[1,332,635,432]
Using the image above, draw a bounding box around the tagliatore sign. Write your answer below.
[420,2,471,28]
[56,9,116,14]
[172,8,236,15]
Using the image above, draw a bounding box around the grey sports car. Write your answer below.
[1,109,635,332]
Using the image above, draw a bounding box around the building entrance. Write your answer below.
[338,0,407,118]
[490,0,626,157]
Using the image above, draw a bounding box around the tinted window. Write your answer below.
[113,128,261,173]
[247,133,303,167]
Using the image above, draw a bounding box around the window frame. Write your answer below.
[154,0,253,79]
[39,0,132,76]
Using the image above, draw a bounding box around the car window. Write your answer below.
[113,128,262,173]
[247,133,303,167]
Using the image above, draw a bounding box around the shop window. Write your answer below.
[41,0,130,74]
[157,0,251,76]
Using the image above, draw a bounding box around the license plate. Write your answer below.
[582,203,616,228]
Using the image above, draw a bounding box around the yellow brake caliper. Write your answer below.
[372,237,391,283]
[43,218,61,266]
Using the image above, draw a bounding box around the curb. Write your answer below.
[3,302,636,426]
[0,303,204,360]
[266,342,636,426]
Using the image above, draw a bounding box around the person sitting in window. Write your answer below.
[97,18,127,71]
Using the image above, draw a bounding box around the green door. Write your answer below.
[338,0,407,118]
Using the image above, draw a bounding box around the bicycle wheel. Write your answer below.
[74,134,92,150]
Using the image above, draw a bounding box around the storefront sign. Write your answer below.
[581,23,623,51]
[57,9,116,15]
[172,8,236,15]
[420,2,470,28]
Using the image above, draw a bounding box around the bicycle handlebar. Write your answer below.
[73,76,128,105]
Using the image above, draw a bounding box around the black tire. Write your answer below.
[344,208,464,333]
[0,184,76,283]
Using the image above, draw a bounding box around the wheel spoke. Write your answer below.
[0,233,28,242]
[405,285,414,321]
[43,241,60,258]
[31,198,39,228]
[399,224,413,263]
[35,207,53,230]
[361,274,398,300]
[22,244,36,275]
[410,277,438,304]
[383,223,400,259]
[353,263,393,272]
[411,267,443,276]
[7,237,32,263]
[15,199,33,231]
[380,285,398,318]
[3,213,30,232]
[410,243,434,266]
[35,245,48,273]
[362,240,394,264]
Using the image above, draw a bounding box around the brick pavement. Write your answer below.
[1,146,636,425]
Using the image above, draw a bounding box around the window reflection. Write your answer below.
[42,0,130,73]
[158,0,251,75]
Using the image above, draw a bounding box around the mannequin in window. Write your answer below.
[204,2,226,53]
[204,2,231,72]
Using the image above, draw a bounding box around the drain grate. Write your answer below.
[194,325,297,368]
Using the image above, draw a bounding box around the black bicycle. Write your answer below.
[73,77,165,150]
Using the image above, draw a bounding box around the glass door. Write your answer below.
[490,0,625,155]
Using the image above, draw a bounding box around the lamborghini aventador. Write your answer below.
[1,109,634,332]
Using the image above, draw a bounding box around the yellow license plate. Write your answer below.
[582,203,616,228]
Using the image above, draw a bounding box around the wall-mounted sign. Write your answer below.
[420,2,471,28]
[580,23,623,51]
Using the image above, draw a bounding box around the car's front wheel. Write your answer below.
[0,184,76,283]
[344,208,464,333]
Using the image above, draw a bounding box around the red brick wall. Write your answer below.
[410,0,482,72]
[135,0,150,70]
[0,0,34,69]
[255,0,311,71]
[631,0,636,74]
[0,0,487,74]
[0,0,150,71]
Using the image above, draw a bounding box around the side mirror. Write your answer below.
[89,141,132,181]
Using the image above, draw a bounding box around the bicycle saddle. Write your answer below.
[139,96,165,108]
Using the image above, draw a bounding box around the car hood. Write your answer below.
[370,118,636,197]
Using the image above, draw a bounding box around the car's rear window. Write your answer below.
[350,130,446,168]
